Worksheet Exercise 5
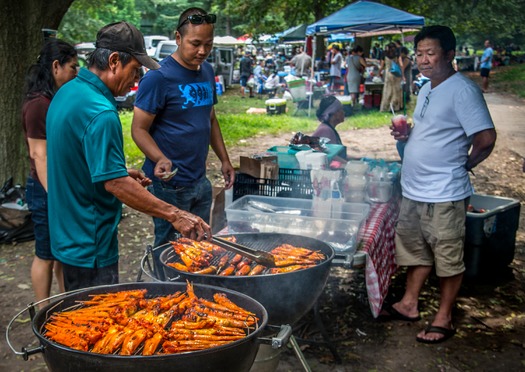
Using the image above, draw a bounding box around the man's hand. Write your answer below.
[127,169,151,187]
[222,162,235,189]
[390,125,411,142]
[153,157,175,180]
[169,209,211,241]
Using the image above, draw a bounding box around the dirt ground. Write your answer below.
[1,87,524,371]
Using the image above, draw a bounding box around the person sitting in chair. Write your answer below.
[264,70,284,98]
[311,96,345,145]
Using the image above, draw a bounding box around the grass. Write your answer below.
[120,88,404,167]
[490,63,525,98]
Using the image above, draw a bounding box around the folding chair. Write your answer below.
[285,77,313,116]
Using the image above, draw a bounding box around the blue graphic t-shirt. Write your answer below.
[135,56,217,185]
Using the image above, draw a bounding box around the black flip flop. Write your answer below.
[416,325,456,344]
[377,304,421,322]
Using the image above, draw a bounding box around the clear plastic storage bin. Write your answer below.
[225,195,370,256]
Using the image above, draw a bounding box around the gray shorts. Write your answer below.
[395,197,468,277]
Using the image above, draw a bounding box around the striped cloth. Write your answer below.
[357,195,401,317]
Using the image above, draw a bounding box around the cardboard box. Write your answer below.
[210,187,227,234]
[239,155,279,180]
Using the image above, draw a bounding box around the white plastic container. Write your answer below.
[345,160,369,175]
[367,181,393,203]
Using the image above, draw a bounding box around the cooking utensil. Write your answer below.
[246,200,302,215]
[159,233,335,325]
[7,282,271,372]
[211,236,276,268]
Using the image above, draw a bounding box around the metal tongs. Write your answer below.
[211,236,276,268]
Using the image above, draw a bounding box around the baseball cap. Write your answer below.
[95,21,160,70]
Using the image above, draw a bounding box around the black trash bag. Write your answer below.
[0,178,35,244]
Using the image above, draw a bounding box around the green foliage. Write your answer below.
[59,0,140,43]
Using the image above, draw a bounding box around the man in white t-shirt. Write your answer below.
[387,25,496,344]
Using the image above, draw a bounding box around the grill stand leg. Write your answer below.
[292,301,342,364]
[312,301,342,363]
[289,335,312,372]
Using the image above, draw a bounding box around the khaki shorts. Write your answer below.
[395,197,468,277]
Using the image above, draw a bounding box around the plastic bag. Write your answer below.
[0,178,34,243]
[246,76,256,88]
[390,61,402,77]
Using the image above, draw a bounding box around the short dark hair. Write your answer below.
[87,48,133,70]
[353,45,363,53]
[414,25,456,53]
[176,7,214,37]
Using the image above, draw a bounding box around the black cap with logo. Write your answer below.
[96,21,160,70]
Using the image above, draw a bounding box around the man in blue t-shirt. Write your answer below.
[46,22,210,291]
[480,39,493,92]
[132,8,235,253]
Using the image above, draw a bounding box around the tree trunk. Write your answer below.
[0,0,73,186]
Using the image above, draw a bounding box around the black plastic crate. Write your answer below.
[233,169,313,201]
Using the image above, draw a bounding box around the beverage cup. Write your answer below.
[391,114,408,136]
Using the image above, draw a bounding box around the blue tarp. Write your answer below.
[306,0,425,36]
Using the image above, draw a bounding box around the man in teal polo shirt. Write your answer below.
[46,21,211,291]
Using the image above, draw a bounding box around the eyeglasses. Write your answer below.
[177,14,217,30]
[420,93,430,118]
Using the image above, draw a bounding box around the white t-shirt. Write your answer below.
[401,73,494,202]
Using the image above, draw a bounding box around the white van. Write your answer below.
[207,46,236,87]
[154,40,178,61]
[144,35,169,57]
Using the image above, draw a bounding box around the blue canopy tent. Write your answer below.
[306,0,425,36]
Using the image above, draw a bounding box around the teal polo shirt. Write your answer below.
[46,68,129,268]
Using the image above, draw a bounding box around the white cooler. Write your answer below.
[265,98,287,115]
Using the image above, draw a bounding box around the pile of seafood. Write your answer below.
[44,282,257,355]
[167,237,326,275]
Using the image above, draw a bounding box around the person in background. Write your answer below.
[46,21,210,291]
[328,44,343,93]
[264,70,284,98]
[399,46,412,103]
[22,39,78,306]
[239,51,254,98]
[312,96,344,145]
[132,8,234,252]
[253,59,267,96]
[289,46,312,77]
[386,25,496,344]
[345,45,367,107]
[371,42,383,60]
[480,39,494,93]
[379,42,403,112]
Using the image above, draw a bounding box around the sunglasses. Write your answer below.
[177,14,217,30]
[420,93,430,118]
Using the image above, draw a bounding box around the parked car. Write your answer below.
[206,46,236,87]
[154,40,178,61]
[115,67,145,110]
[144,35,169,57]
[75,42,95,60]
